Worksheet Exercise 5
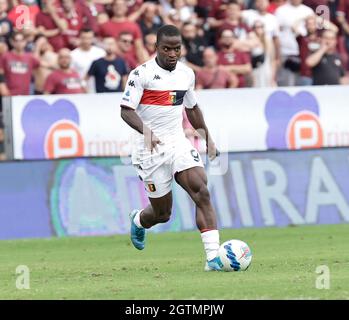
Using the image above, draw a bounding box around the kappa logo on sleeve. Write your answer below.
[265,91,323,150]
[128,80,135,87]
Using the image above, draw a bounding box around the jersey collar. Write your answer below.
[154,57,177,73]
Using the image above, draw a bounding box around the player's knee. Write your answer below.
[155,209,172,223]
[195,185,211,206]
[157,214,171,223]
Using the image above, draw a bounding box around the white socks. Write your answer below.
[201,230,220,261]
[133,209,144,228]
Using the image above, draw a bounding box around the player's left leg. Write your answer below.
[175,166,223,271]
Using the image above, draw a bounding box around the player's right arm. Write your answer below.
[120,68,162,152]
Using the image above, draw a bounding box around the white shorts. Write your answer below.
[133,138,204,198]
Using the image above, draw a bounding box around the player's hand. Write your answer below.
[207,140,219,161]
[145,129,163,153]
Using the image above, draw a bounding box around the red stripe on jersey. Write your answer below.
[140,89,172,106]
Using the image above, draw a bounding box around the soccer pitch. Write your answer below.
[0,224,348,300]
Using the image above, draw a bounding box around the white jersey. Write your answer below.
[121,57,197,156]
[242,10,280,40]
[275,3,313,56]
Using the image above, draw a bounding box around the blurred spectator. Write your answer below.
[44,48,86,94]
[201,0,233,26]
[306,29,348,85]
[129,2,167,36]
[8,0,40,32]
[181,22,207,71]
[71,28,105,92]
[275,0,313,86]
[302,0,328,11]
[295,15,320,85]
[0,0,13,46]
[87,37,128,92]
[242,0,281,63]
[249,20,277,86]
[336,0,349,60]
[117,31,139,69]
[99,0,148,65]
[22,16,39,52]
[294,14,338,85]
[33,34,58,94]
[126,0,144,16]
[216,1,251,45]
[97,12,110,26]
[0,32,40,96]
[35,0,66,51]
[76,0,106,34]
[267,0,285,13]
[217,29,252,87]
[144,32,157,57]
[59,0,87,49]
[196,47,238,89]
[167,0,198,28]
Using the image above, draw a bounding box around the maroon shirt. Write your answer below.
[217,21,251,43]
[196,67,232,89]
[44,69,85,94]
[76,0,102,34]
[297,33,321,77]
[0,51,40,95]
[303,0,328,11]
[59,8,84,49]
[217,50,250,87]
[99,20,142,40]
[35,12,66,51]
[198,0,230,20]
[121,51,139,70]
[337,0,349,17]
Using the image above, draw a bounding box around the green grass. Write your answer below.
[0,224,348,300]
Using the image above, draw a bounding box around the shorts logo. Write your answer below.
[191,149,200,162]
[265,91,324,150]
[148,183,156,192]
[21,99,84,159]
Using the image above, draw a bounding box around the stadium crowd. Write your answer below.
[0,0,349,159]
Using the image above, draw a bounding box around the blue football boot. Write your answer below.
[129,209,145,250]
[204,256,224,271]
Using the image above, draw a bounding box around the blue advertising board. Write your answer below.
[0,148,348,240]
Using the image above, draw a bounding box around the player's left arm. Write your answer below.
[185,105,218,161]
[184,69,218,160]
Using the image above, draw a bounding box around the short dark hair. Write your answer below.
[10,31,25,41]
[79,28,94,36]
[156,24,181,44]
[118,31,133,39]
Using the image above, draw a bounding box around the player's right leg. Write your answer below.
[130,160,173,250]
[130,192,172,250]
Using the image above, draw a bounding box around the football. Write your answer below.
[218,239,252,271]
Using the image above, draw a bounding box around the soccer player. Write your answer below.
[120,25,238,271]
